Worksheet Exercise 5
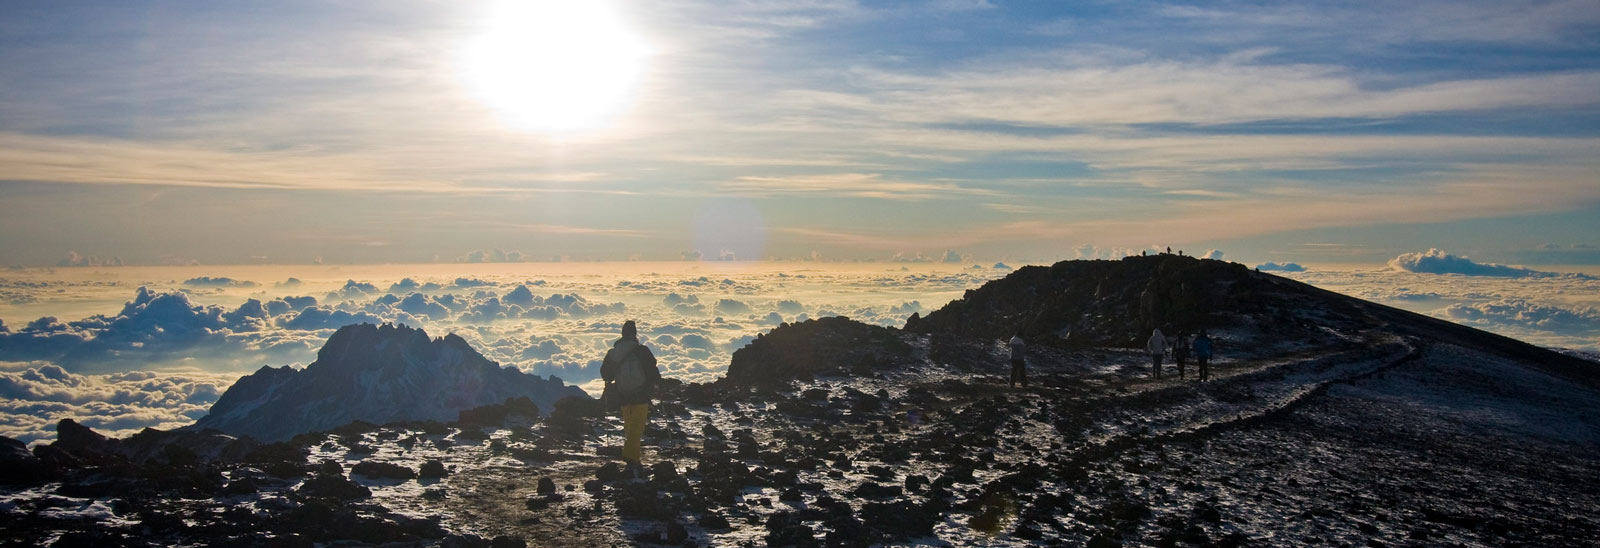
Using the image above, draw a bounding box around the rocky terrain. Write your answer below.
[2,255,1597,547]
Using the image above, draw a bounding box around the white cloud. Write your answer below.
[183,276,258,288]
[1387,248,1585,278]
[56,251,123,267]
[1280,265,1600,350]
[0,362,239,445]
[1438,298,1600,335]
[1257,262,1306,272]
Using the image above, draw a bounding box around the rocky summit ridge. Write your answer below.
[191,323,586,442]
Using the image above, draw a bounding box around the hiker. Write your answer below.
[1146,328,1167,379]
[601,320,660,470]
[1172,332,1190,379]
[1008,333,1028,388]
[1193,329,1214,382]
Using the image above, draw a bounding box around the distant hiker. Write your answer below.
[1008,334,1028,388]
[601,320,660,471]
[1146,328,1167,379]
[1193,329,1214,382]
[1172,332,1190,379]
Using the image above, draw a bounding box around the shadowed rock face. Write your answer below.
[726,316,914,386]
[905,255,1288,346]
[193,323,587,442]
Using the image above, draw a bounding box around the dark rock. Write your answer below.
[489,535,527,548]
[727,317,914,385]
[331,420,380,436]
[666,520,689,544]
[54,418,113,455]
[852,482,903,498]
[905,474,929,493]
[0,435,53,485]
[700,513,732,531]
[860,499,940,540]
[351,460,416,480]
[537,477,557,496]
[419,459,448,479]
[1087,533,1121,548]
[243,442,311,478]
[296,472,370,500]
[222,476,262,496]
[650,461,681,484]
[595,462,625,482]
[32,443,85,470]
[702,423,726,439]
[458,396,542,426]
[765,511,819,548]
[613,482,673,520]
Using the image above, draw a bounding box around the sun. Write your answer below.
[462,1,650,133]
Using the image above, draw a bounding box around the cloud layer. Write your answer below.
[1387,248,1558,277]
[0,362,237,445]
[1280,260,1600,350]
[0,264,1007,443]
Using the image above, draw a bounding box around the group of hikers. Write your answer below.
[599,318,1216,470]
[1146,328,1214,381]
[1005,327,1216,389]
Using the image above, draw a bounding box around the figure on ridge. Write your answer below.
[601,320,660,473]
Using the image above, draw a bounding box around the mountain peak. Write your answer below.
[193,322,586,441]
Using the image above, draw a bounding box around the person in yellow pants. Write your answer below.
[620,402,649,464]
[601,320,659,473]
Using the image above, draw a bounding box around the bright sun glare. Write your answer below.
[462,1,649,133]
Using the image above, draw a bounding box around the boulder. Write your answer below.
[0,436,53,485]
[297,473,371,500]
[351,460,416,480]
[419,459,448,479]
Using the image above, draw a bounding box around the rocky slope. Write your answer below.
[191,323,586,442]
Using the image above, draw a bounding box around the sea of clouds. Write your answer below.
[1274,249,1600,352]
[2,252,1595,446]
[0,263,1005,444]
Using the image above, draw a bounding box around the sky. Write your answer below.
[1,0,1599,268]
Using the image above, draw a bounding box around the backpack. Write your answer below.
[614,345,649,398]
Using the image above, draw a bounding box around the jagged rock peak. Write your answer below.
[312,323,479,373]
[192,322,587,442]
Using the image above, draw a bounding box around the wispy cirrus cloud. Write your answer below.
[722,173,998,201]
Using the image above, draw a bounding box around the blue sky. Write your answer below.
[1,0,1597,266]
